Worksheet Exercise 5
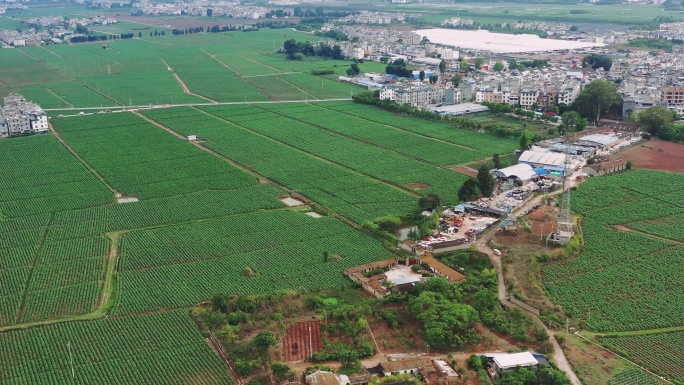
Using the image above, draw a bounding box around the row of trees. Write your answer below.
[458,165,496,202]
[637,106,684,142]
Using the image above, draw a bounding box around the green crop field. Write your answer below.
[0,310,231,384]
[609,369,661,385]
[141,106,418,223]
[543,170,684,332]
[602,332,684,382]
[3,32,368,106]
[116,210,397,314]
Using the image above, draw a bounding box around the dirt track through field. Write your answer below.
[172,73,216,103]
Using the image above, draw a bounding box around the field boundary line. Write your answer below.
[38,45,64,59]
[242,72,296,78]
[311,103,481,153]
[258,104,449,168]
[201,49,276,101]
[597,325,684,338]
[48,122,119,195]
[236,53,285,72]
[43,87,74,108]
[14,213,54,324]
[137,109,365,229]
[609,224,684,246]
[43,99,352,111]
[275,75,317,100]
[197,106,422,198]
[574,332,676,385]
[172,73,217,103]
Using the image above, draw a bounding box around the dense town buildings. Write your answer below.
[0,94,48,138]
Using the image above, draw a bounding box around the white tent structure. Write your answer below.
[518,151,566,173]
[492,164,538,184]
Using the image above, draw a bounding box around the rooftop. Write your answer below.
[490,352,539,370]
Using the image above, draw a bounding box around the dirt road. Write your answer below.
[475,194,581,385]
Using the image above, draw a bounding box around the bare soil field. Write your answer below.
[614,139,684,173]
[282,320,323,362]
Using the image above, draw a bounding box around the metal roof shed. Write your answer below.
[576,134,620,148]
[518,151,566,172]
[492,164,538,183]
[491,352,539,373]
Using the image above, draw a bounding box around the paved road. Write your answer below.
[43,98,353,112]
[475,194,582,385]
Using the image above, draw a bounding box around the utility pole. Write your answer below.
[565,318,569,334]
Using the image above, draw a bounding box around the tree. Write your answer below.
[572,79,620,123]
[212,292,233,313]
[582,53,612,71]
[477,165,496,197]
[492,153,501,169]
[418,194,441,211]
[451,75,462,87]
[626,160,633,170]
[271,363,294,382]
[429,74,438,84]
[458,178,480,201]
[459,60,470,72]
[519,130,531,150]
[323,250,330,262]
[576,117,588,131]
[419,70,425,81]
[408,292,479,350]
[474,58,485,70]
[138,31,141,38]
[561,111,580,131]
[346,63,360,76]
[439,59,446,73]
[638,105,675,136]
[493,61,504,72]
[207,8,213,17]
[570,25,578,32]
[253,330,277,350]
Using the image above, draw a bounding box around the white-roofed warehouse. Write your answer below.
[518,151,566,173]
[488,352,540,375]
[492,164,538,185]
[575,134,622,148]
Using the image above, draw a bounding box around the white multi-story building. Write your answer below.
[0,94,48,138]
[380,85,448,106]
[557,82,581,105]
[519,90,540,109]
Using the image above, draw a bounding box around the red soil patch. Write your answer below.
[528,206,549,221]
[614,139,684,173]
[283,320,323,362]
[407,182,431,189]
[452,166,478,177]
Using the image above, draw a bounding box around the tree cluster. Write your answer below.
[638,106,684,142]
[582,53,613,71]
[385,59,413,78]
[283,39,343,60]
[571,79,621,123]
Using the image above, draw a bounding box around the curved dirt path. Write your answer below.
[474,195,581,385]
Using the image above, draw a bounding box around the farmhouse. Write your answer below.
[420,255,466,283]
[380,357,432,376]
[485,352,541,377]
[582,159,627,176]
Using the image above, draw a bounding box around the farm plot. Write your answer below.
[0,48,68,88]
[609,370,661,385]
[116,210,397,314]
[283,320,323,362]
[602,332,684,382]
[261,103,484,166]
[201,104,468,202]
[141,107,417,223]
[86,72,205,106]
[212,53,282,76]
[275,73,360,99]
[542,170,684,332]
[0,135,114,326]
[247,75,312,101]
[164,54,269,102]
[316,101,518,156]
[52,113,257,199]
[42,81,115,108]
[0,310,232,385]
[19,84,68,109]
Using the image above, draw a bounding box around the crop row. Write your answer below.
[142,107,417,223]
[602,332,684,382]
[0,310,232,384]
